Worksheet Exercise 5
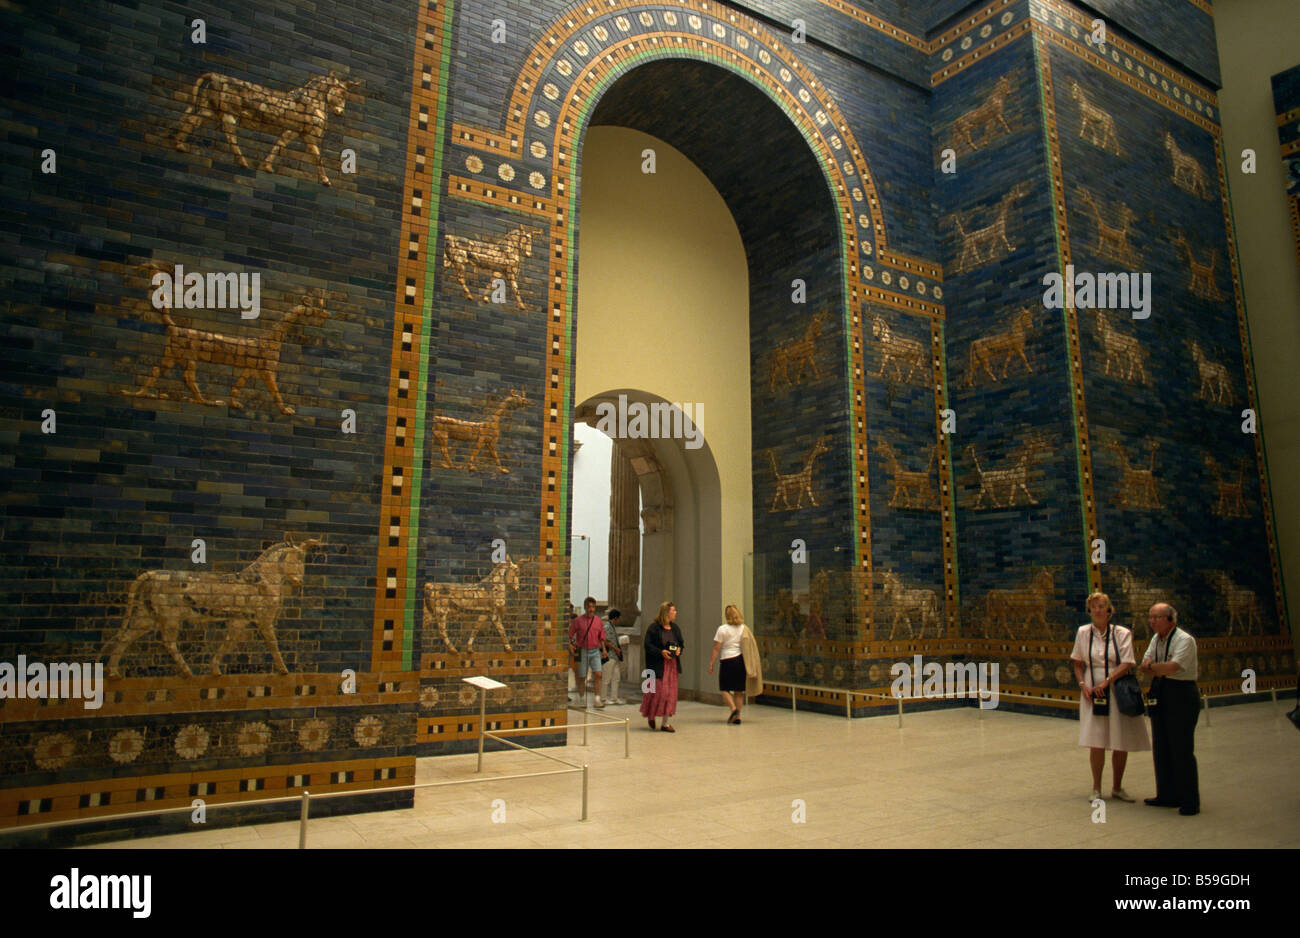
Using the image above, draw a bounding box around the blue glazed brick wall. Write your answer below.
[0,0,1288,833]
[933,31,1090,641]
[0,0,420,833]
[1048,37,1279,642]
[1080,0,1220,87]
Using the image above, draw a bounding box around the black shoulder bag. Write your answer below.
[1111,628,1145,717]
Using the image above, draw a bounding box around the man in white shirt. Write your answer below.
[1138,603,1200,816]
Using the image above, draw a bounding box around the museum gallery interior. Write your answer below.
[0,0,1297,848]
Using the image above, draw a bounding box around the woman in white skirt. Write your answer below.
[1070,591,1150,802]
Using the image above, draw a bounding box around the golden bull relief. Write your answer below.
[1186,338,1232,403]
[1070,81,1122,156]
[879,570,941,639]
[423,558,520,653]
[1164,132,1212,199]
[443,226,540,310]
[101,536,322,678]
[1094,310,1149,385]
[870,315,927,384]
[174,71,360,185]
[983,567,1054,640]
[1207,571,1264,635]
[965,307,1033,385]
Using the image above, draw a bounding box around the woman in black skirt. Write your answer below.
[708,604,748,724]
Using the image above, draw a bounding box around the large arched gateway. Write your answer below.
[0,0,1289,843]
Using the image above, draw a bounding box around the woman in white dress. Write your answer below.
[1070,592,1150,802]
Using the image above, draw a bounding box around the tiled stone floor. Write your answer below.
[89,699,1300,849]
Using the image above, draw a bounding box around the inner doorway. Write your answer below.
[572,125,745,697]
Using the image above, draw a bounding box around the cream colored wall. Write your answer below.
[574,125,752,626]
[1215,0,1300,639]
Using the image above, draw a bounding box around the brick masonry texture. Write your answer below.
[1273,64,1300,276]
[0,0,1291,835]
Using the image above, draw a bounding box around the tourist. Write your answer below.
[708,604,748,723]
[1070,592,1148,802]
[601,608,626,704]
[642,601,684,732]
[1140,603,1200,815]
[569,596,607,707]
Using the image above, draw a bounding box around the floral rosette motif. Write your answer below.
[108,728,145,765]
[354,715,383,748]
[236,721,271,757]
[34,733,75,770]
[174,724,209,760]
[298,718,329,752]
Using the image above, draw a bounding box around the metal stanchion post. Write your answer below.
[581,764,589,821]
[897,696,903,728]
[298,790,310,849]
[792,687,797,714]
[583,709,588,747]
[477,687,486,772]
[624,717,629,758]
[845,691,851,720]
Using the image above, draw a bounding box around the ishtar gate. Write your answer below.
[0,0,1297,847]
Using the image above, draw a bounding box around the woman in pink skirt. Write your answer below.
[1071,592,1150,802]
[641,601,684,732]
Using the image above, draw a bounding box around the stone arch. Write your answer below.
[456,0,956,647]
[501,0,949,640]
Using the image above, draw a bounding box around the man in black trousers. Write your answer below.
[1139,603,1200,816]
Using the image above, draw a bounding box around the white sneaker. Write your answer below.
[594,696,606,708]
[1088,789,1102,802]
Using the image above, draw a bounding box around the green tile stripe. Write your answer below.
[1033,28,1094,590]
[402,0,456,668]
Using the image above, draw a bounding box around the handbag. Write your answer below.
[1114,673,1144,716]
[1109,627,1145,716]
